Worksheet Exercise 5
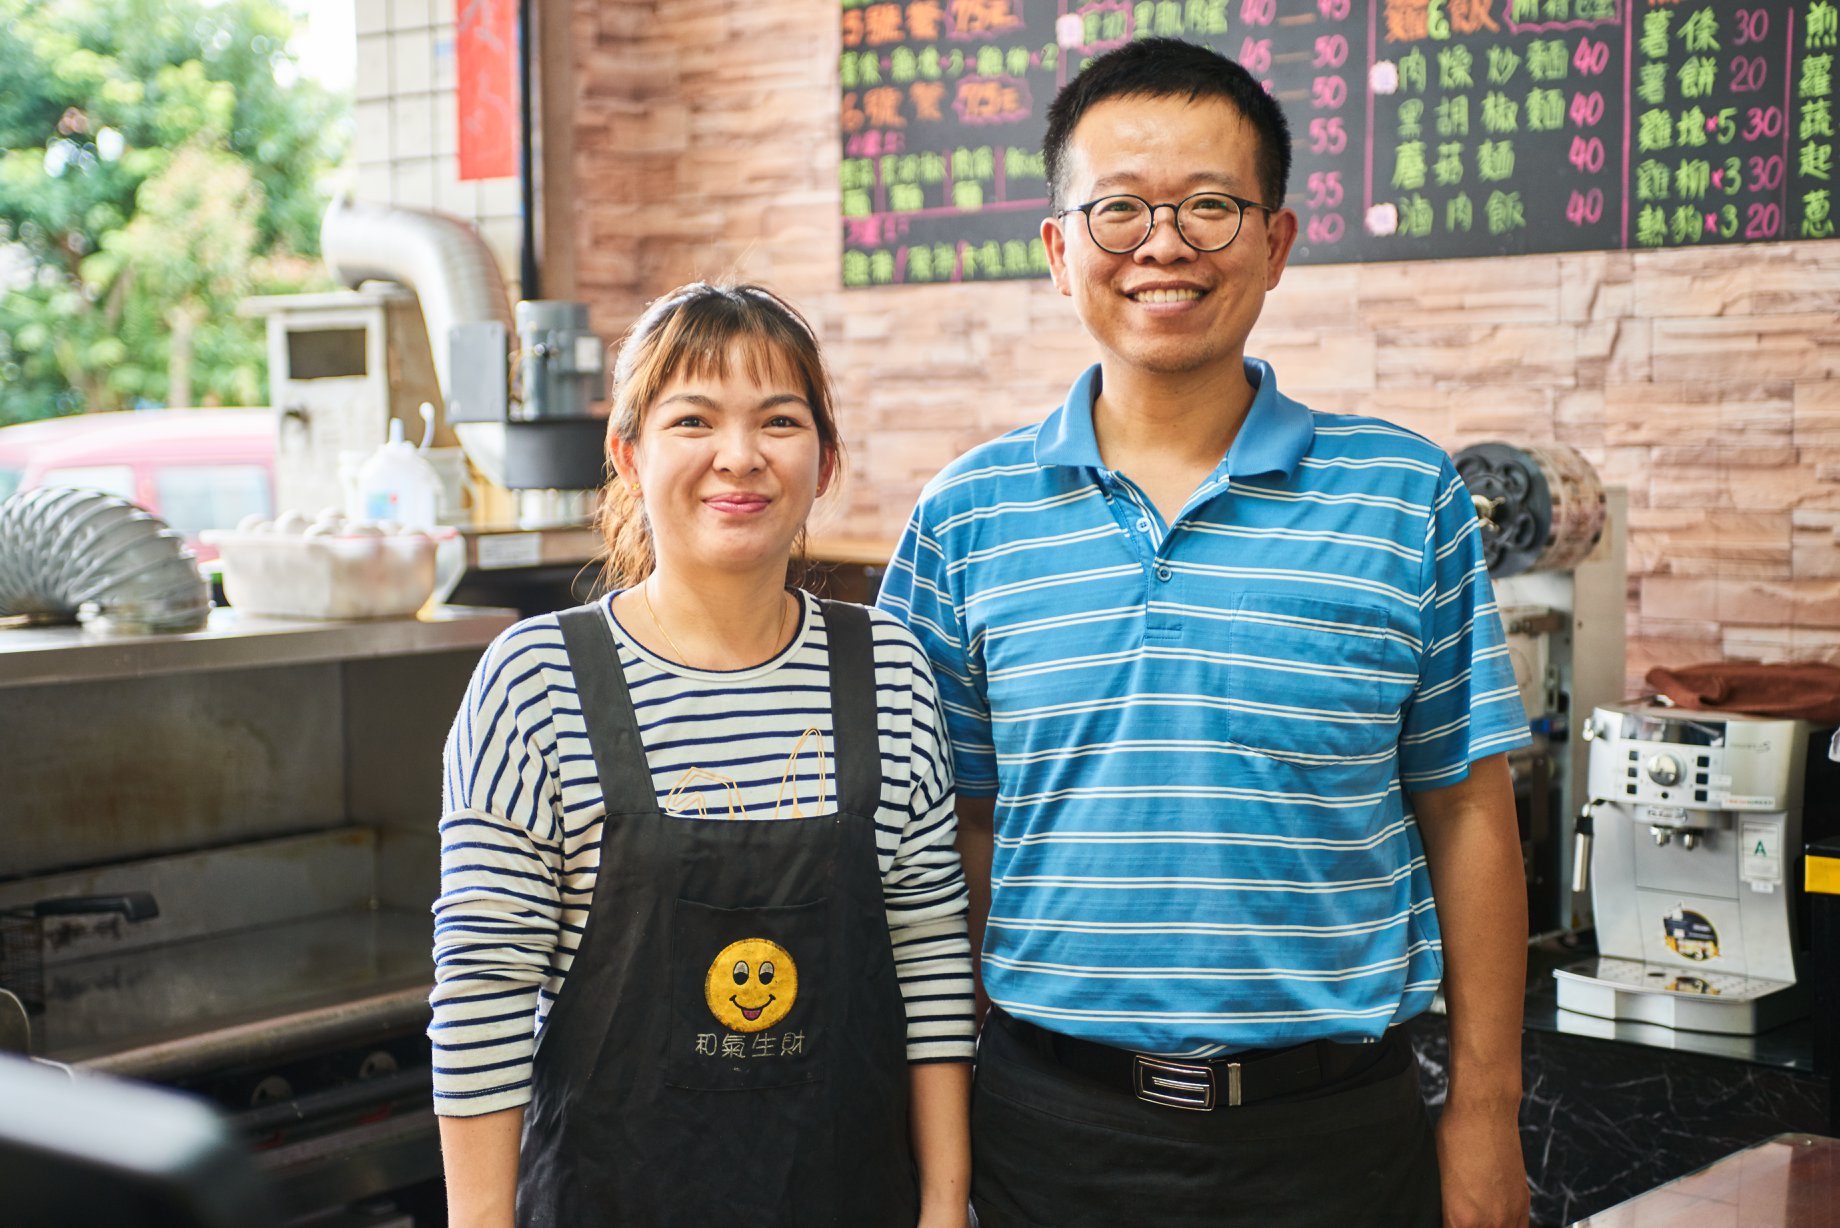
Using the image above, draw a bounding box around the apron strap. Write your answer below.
[558,596,882,821]
[556,603,659,818]
[821,600,883,818]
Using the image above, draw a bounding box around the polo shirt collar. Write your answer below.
[1033,359,1314,480]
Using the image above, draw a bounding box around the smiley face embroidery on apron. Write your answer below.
[706,937,797,1031]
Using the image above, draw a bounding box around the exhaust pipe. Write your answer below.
[318,196,515,410]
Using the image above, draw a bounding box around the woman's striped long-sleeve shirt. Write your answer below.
[430,592,976,1116]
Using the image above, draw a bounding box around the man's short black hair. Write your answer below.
[1042,38,1293,212]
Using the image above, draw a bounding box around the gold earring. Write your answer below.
[629,482,641,497]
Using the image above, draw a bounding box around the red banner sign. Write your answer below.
[456,0,518,181]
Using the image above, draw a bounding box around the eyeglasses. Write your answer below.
[1056,191,1275,254]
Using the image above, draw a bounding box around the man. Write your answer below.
[877,39,1531,1228]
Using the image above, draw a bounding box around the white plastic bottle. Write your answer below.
[352,418,442,528]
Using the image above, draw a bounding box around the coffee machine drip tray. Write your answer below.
[1554,956,1806,1035]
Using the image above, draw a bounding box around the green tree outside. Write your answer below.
[0,0,346,424]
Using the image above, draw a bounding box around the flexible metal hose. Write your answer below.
[0,487,209,633]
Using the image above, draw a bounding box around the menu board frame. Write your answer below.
[838,0,1840,285]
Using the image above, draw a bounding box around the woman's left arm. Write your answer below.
[909,1061,972,1228]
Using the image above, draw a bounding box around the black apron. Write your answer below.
[516,599,917,1228]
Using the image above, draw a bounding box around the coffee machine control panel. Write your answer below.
[1584,706,1803,821]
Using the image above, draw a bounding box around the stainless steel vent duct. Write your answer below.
[0,488,210,633]
[318,196,515,409]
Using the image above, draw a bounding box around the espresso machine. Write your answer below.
[1555,702,1840,1034]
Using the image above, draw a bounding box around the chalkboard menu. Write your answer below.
[838,0,1840,284]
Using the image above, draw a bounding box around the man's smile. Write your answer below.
[1128,287,1204,303]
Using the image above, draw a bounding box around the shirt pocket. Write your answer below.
[1226,592,1409,769]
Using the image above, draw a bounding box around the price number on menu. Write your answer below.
[1298,1,1356,252]
[1564,37,1614,232]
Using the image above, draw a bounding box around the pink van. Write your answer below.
[0,409,275,560]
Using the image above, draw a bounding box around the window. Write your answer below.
[39,465,136,501]
[153,465,273,537]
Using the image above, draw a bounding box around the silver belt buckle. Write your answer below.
[1133,1055,1239,1110]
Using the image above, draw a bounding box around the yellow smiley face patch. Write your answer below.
[704,937,798,1033]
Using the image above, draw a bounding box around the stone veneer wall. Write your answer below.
[564,0,1840,693]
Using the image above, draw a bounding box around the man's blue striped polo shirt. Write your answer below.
[878,359,1529,1058]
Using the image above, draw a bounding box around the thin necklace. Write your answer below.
[642,580,790,668]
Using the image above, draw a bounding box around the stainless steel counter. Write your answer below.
[42,906,431,1076]
[0,605,516,687]
[456,521,895,572]
[0,601,507,1224]
[0,606,517,880]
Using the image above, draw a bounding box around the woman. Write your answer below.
[430,282,975,1228]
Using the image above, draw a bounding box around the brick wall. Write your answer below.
[567,0,1840,692]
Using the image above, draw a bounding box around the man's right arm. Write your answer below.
[439,1107,524,1228]
[878,492,1000,1021]
[954,795,996,1022]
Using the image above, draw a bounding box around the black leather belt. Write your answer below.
[991,1008,1390,1111]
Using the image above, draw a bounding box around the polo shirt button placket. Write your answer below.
[1145,550,1180,639]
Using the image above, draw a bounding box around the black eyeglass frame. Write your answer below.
[1055,190,1277,254]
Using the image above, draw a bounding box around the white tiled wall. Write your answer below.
[346,0,523,297]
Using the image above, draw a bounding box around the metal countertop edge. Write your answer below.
[72,982,433,1082]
